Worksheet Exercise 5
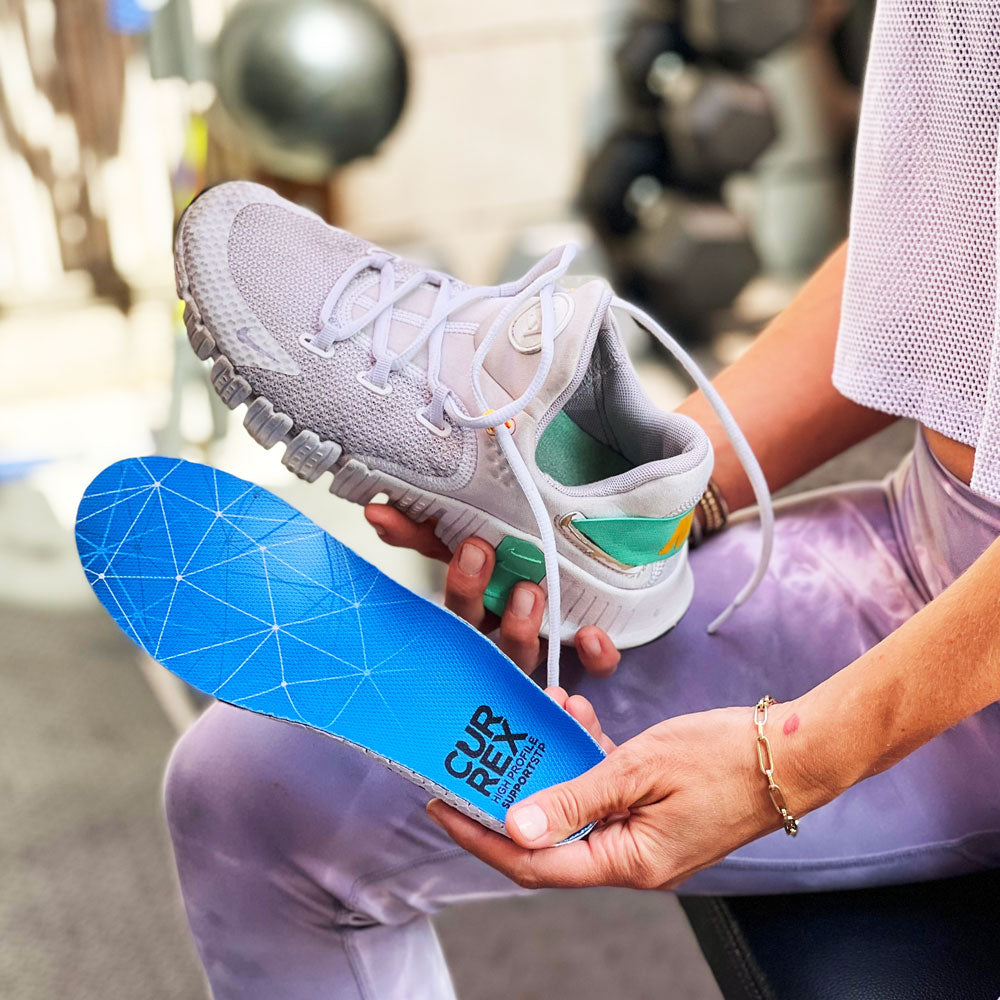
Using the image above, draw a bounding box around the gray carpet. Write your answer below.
[438,889,720,1000]
[0,606,206,1000]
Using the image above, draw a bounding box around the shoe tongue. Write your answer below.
[343,250,610,414]
[469,276,610,410]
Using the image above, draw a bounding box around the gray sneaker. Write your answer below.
[174,182,772,685]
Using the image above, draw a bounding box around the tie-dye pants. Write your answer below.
[164,428,1000,999]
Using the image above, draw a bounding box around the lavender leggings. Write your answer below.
[165,429,1000,999]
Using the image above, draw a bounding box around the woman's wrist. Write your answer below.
[761,696,857,820]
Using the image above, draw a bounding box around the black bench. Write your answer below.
[680,868,1000,999]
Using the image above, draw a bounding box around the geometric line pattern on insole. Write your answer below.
[76,457,604,834]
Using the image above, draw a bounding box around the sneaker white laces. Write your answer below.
[308,246,774,687]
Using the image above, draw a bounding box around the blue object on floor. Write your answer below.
[0,457,49,482]
[74,456,604,837]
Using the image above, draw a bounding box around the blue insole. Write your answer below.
[75,457,604,837]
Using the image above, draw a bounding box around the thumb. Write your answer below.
[505,750,643,848]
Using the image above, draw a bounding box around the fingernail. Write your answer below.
[426,800,445,828]
[458,543,486,575]
[510,803,548,842]
[373,524,386,538]
[510,586,535,619]
[581,634,602,658]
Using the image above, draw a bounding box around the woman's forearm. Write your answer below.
[676,241,896,512]
[778,534,1000,813]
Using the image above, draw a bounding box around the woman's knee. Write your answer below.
[164,706,363,950]
[163,703,457,924]
[164,704,300,857]
[165,706,237,847]
[164,703,400,862]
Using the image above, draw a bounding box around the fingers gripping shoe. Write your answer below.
[174,182,773,686]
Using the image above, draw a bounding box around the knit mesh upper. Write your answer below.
[834,0,1000,500]
[224,202,472,483]
[229,204,370,335]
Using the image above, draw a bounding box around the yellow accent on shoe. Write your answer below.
[658,510,695,557]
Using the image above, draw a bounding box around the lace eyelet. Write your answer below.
[300,332,333,357]
[356,371,393,396]
[415,410,452,438]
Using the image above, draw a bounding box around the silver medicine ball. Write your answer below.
[214,0,408,181]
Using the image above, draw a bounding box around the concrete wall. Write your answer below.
[337,0,611,282]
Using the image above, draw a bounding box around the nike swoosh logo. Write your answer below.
[231,326,299,375]
[507,293,575,355]
[236,326,283,366]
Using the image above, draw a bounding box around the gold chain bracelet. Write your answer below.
[754,696,799,836]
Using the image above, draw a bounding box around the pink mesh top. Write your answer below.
[834,0,1000,501]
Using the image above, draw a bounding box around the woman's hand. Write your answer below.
[426,692,827,890]
[365,503,621,677]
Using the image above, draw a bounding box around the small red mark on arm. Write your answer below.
[783,713,800,737]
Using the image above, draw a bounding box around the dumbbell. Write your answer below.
[682,0,812,63]
[579,122,671,237]
[581,64,776,231]
[653,62,777,187]
[614,13,695,106]
[612,185,758,336]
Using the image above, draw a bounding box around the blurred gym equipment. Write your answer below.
[683,0,812,62]
[580,122,671,237]
[214,0,409,182]
[617,186,758,331]
[0,0,134,310]
[653,63,777,187]
[585,0,875,340]
[832,0,878,87]
[579,64,777,234]
[614,14,695,107]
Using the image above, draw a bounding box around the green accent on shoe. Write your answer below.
[535,411,633,486]
[483,536,546,617]
[573,509,695,567]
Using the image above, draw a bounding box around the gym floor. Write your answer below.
[0,332,916,998]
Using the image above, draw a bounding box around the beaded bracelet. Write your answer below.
[689,479,729,547]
